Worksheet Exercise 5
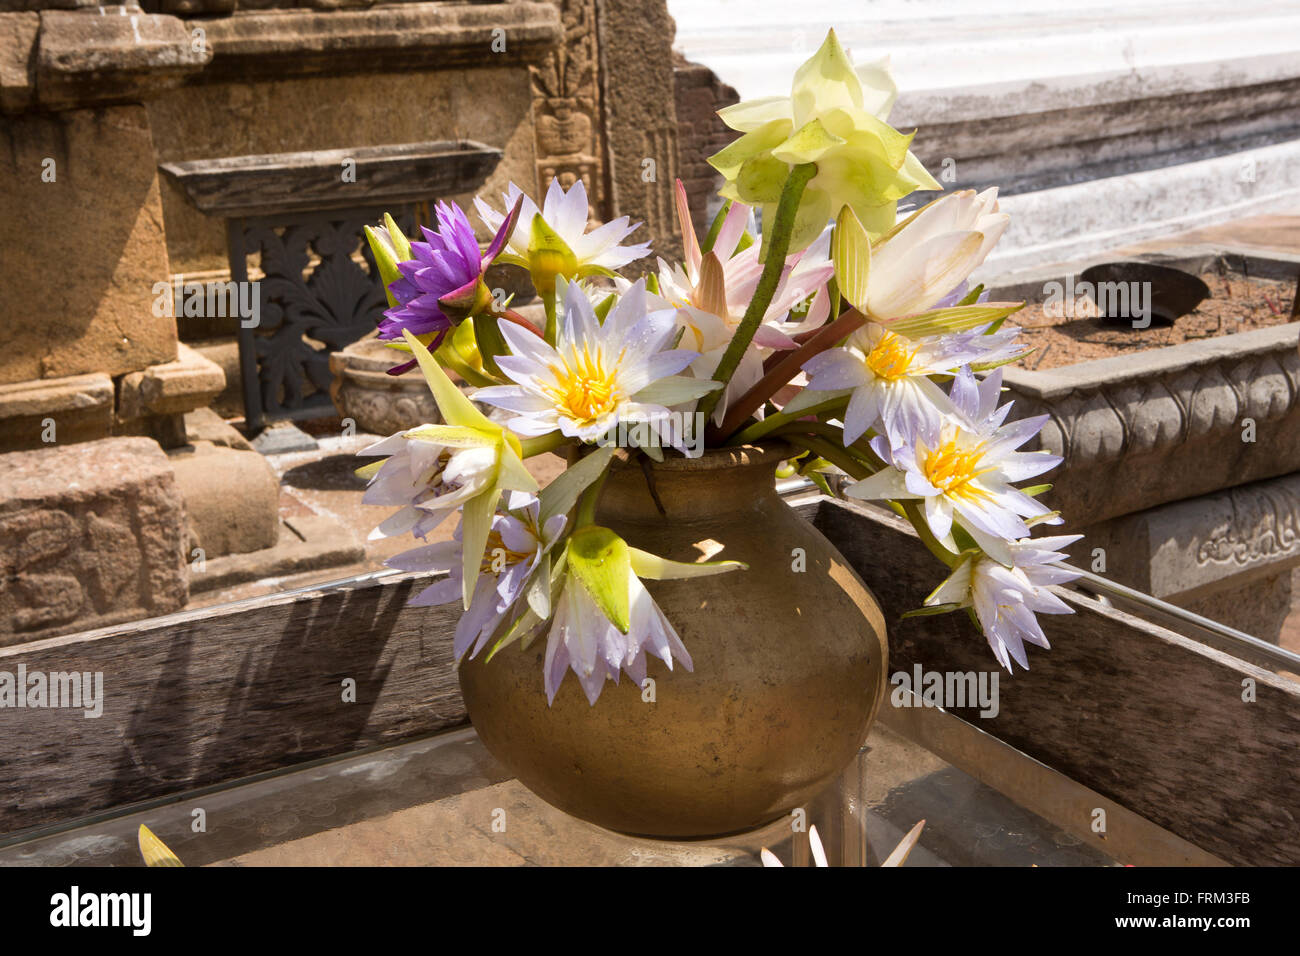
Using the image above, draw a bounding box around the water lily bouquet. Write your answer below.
[360,29,1082,705]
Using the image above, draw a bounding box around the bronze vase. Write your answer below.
[458,443,888,838]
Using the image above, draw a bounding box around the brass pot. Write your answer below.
[458,443,888,838]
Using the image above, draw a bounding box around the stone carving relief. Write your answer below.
[0,500,177,640]
[1196,479,1300,568]
[531,0,607,221]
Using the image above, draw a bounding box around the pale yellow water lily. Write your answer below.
[709,28,940,255]
[861,188,1009,320]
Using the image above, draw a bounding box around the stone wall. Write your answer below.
[149,64,541,274]
[672,53,738,239]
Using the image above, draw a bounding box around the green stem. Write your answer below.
[543,290,558,345]
[472,313,507,378]
[726,395,850,446]
[519,431,571,458]
[696,162,817,426]
[899,500,958,568]
[781,433,871,481]
[575,466,608,527]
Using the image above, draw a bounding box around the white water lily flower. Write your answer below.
[475,178,651,280]
[864,189,1009,320]
[926,535,1083,671]
[360,432,499,542]
[474,278,717,454]
[359,328,538,608]
[387,491,567,663]
[796,321,1028,447]
[544,566,693,706]
[845,367,1061,564]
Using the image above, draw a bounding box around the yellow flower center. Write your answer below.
[480,529,533,575]
[921,437,995,502]
[549,347,620,423]
[865,332,917,381]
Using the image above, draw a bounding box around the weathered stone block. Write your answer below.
[0,372,114,452]
[1004,323,1300,526]
[149,65,539,274]
[35,7,210,111]
[0,437,188,645]
[0,104,178,383]
[0,11,37,114]
[596,0,680,262]
[167,440,279,558]
[116,343,225,424]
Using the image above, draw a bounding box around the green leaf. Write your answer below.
[700,199,733,256]
[951,524,980,555]
[901,602,963,619]
[772,117,847,166]
[627,547,747,580]
[484,606,542,662]
[632,376,722,407]
[495,438,540,494]
[472,312,508,377]
[1020,483,1052,497]
[401,328,495,429]
[956,283,985,307]
[435,318,498,388]
[402,424,497,448]
[832,204,872,312]
[539,444,616,524]
[364,214,413,309]
[526,551,552,620]
[566,526,632,633]
[888,302,1025,339]
[736,154,792,205]
[594,292,617,324]
[460,490,498,609]
[969,350,1030,373]
[808,471,834,497]
[384,213,412,261]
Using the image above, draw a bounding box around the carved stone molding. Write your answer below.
[1004,323,1300,526]
[1070,471,1300,641]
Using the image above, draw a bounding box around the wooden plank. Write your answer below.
[813,497,1300,866]
[0,572,468,838]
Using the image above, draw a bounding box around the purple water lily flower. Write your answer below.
[379,196,522,374]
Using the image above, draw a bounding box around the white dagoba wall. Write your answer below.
[669,0,1300,274]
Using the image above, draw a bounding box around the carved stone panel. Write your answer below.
[0,438,188,645]
[531,0,607,220]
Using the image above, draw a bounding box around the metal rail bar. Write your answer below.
[773,476,1300,674]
